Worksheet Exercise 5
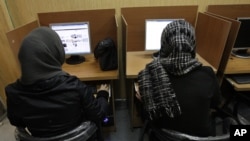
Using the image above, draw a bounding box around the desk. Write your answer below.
[63,54,118,81]
[63,53,118,132]
[126,51,216,128]
[126,51,216,78]
[224,55,250,91]
[225,55,250,74]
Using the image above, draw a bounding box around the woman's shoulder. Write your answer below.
[198,66,217,78]
[200,66,214,73]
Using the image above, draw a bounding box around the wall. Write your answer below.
[0,0,18,106]
[1,0,250,105]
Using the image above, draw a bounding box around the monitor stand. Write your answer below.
[66,55,85,65]
[231,49,250,59]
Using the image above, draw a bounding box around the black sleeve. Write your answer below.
[210,78,223,109]
[204,67,223,109]
[5,86,26,128]
[79,83,109,121]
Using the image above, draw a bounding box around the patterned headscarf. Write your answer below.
[18,27,67,85]
[138,20,202,120]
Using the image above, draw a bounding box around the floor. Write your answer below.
[0,99,148,141]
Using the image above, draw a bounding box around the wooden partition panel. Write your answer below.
[195,12,231,70]
[207,4,250,20]
[204,12,241,83]
[121,6,198,51]
[6,20,39,68]
[38,9,117,52]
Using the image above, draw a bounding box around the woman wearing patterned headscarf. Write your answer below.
[5,27,109,140]
[138,20,222,136]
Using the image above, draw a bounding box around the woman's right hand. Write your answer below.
[97,84,109,93]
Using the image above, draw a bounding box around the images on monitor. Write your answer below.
[50,21,91,64]
[145,19,184,51]
[231,17,250,58]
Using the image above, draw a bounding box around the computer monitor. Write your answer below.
[50,22,91,64]
[145,19,182,51]
[231,17,250,58]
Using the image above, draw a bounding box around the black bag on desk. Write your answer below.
[94,38,118,71]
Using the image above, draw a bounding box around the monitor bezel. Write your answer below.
[49,21,92,56]
[231,17,250,58]
[233,17,250,49]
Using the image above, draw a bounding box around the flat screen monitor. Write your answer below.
[50,22,91,64]
[145,19,182,51]
[232,17,250,58]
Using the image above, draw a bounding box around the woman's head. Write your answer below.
[159,20,201,75]
[159,20,196,58]
[18,26,66,85]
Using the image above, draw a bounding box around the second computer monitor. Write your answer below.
[232,17,250,58]
[145,19,182,51]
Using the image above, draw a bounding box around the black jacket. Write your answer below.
[5,75,109,137]
[152,66,222,137]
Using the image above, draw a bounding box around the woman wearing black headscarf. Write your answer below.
[138,20,222,136]
[5,27,109,139]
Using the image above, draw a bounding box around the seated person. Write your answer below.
[5,27,109,140]
[137,20,223,137]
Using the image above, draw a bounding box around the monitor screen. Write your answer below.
[232,17,250,58]
[50,22,91,55]
[234,17,250,49]
[145,19,181,51]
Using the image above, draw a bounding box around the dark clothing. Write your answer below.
[5,75,109,137]
[153,66,222,137]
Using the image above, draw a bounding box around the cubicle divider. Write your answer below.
[204,12,241,84]
[207,4,250,20]
[6,20,39,70]
[195,12,232,80]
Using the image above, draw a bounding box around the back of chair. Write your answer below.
[15,121,97,141]
[149,117,237,141]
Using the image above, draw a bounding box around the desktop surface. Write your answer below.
[126,51,216,78]
[62,54,118,81]
[225,55,250,74]
[225,55,250,91]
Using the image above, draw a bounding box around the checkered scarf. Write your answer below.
[138,20,202,120]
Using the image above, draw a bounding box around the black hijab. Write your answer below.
[18,27,67,85]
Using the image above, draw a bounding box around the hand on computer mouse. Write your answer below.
[97,84,109,93]
[97,84,109,100]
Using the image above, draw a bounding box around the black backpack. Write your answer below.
[94,38,118,71]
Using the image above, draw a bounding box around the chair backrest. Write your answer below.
[15,121,97,141]
[150,117,237,141]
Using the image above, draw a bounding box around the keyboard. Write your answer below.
[229,74,250,84]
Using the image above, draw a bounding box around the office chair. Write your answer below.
[15,121,98,141]
[139,109,238,141]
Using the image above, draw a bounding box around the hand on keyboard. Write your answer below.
[97,84,109,93]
